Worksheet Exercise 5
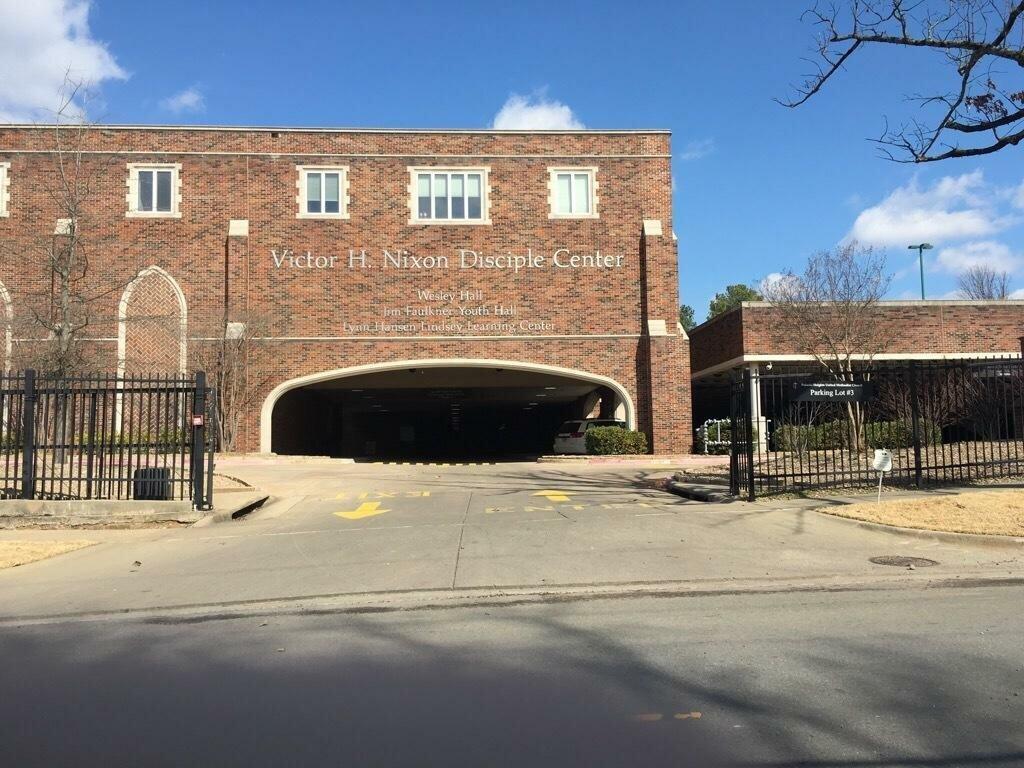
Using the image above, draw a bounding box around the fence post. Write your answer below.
[744,368,756,501]
[729,377,739,496]
[908,361,923,489]
[205,387,216,510]
[85,390,98,499]
[20,369,36,500]
[191,371,207,509]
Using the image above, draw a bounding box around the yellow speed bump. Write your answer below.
[532,489,572,503]
[334,501,390,520]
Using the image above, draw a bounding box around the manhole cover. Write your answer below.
[869,555,939,568]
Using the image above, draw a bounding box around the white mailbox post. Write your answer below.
[872,448,893,503]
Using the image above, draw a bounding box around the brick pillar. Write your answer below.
[224,219,251,450]
[638,219,692,454]
[225,219,249,327]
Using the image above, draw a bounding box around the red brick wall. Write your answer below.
[691,302,1024,375]
[689,306,745,374]
[0,126,691,453]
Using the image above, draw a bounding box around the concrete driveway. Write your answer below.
[1,458,1022,620]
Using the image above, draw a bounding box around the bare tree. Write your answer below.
[5,77,143,376]
[782,1,1024,163]
[191,313,272,452]
[763,243,892,376]
[874,367,967,427]
[763,243,893,448]
[957,264,1011,298]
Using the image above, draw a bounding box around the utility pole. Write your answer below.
[908,243,933,300]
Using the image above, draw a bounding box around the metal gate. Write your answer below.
[0,370,216,508]
[729,358,1024,500]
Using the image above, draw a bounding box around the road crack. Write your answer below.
[450,491,473,589]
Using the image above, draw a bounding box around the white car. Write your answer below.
[552,419,627,455]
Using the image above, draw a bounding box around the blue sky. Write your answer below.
[2,0,1022,321]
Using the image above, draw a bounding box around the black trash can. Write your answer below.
[133,467,173,500]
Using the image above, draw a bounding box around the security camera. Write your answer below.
[766,362,773,370]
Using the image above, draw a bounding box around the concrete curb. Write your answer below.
[537,454,712,466]
[0,499,199,528]
[215,454,355,465]
[192,492,271,527]
[4,570,1022,626]
[817,510,1024,548]
[666,481,733,503]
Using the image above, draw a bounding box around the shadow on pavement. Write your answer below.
[0,604,1021,767]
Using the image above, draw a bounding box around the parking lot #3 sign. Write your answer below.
[791,381,873,403]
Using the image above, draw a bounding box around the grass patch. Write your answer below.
[821,491,1024,537]
[0,540,96,569]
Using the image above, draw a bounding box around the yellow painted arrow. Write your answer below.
[334,501,390,520]
[532,489,572,503]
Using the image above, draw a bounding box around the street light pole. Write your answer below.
[908,243,933,300]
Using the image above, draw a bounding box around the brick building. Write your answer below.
[0,125,690,457]
[690,300,1024,427]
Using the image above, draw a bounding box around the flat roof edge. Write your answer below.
[0,123,672,136]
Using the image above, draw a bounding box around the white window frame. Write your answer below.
[0,162,10,217]
[548,167,599,219]
[407,166,491,225]
[296,165,350,219]
[126,163,182,218]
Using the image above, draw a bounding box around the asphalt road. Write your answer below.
[3,461,1021,618]
[1,584,1021,767]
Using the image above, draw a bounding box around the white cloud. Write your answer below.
[846,171,1016,247]
[159,86,205,115]
[679,138,715,161]
[0,0,126,122]
[491,92,584,130]
[760,272,786,292]
[935,241,1021,274]
[1010,288,1024,299]
[1014,181,1024,210]
[759,271,800,298]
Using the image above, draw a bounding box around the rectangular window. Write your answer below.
[298,166,348,218]
[433,174,448,219]
[128,164,179,217]
[549,168,597,218]
[156,170,172,212]
[450,174,464,219]
[410,169,488,223]
[417,175,431,219]
[306,173,322,213]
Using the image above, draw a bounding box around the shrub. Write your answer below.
[775,418,942,451]
[775,420,850,451]
[585,426,649,455]
[864,419,941,448]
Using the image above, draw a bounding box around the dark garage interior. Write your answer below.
[270,366,622,459]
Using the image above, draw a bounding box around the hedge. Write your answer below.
[585,426,649,455]
[775,418,941,451]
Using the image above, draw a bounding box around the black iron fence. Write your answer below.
[0,371,215,507]
[729,358,1024,500]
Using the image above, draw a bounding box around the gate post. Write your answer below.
[743,368,756,501]
[20,369,36,500]
[191,371,208,509]
[908,361,923,488]
[729,376,739,497]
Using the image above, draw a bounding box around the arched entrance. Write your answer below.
[261,359,634,458]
